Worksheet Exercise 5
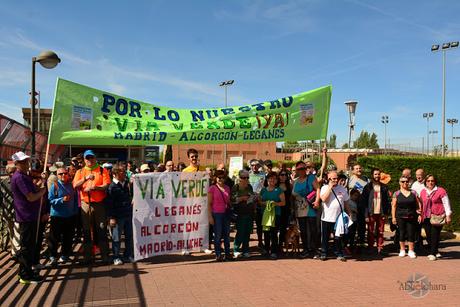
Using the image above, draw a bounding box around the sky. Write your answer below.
[1,0,460,152]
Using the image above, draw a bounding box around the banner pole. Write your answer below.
[35,143,50,249]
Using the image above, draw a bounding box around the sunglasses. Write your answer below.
[279,173,287,176]
[58,172,68,175]
[190,155,198,159]
[240,177,249,179]
[400,180,409,183]
[426,179,435,182]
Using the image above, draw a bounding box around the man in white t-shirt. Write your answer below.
[411,168,425,196]
[320,171,350,261]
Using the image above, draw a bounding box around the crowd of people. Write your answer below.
[1,146,453,284]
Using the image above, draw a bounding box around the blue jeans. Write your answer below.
[111,216,133,260]
[213,212,231,257]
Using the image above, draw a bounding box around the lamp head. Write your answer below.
[36,50,61,69]
[431,44,440,52]
[344,100,358,114]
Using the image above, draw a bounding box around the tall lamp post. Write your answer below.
[31,50,61,158]
[431,41,459,157]
[344,101,358,149]
[381,115,389,154]
[453,136,460,157]
[219,80,234,165]
[423,112,434,156]
[447,118,458,156]
[429,130,438,155]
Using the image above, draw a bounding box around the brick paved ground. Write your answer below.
[1,232,459,306]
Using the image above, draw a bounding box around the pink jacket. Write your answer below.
[420,186,452,219]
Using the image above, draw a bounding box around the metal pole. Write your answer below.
[223,85,228,165]
[426,118,430,156]
[31,58,36,158]
[384,122,387,154]
[451,123,454,157]
[37,91,40,133]
[442,51,446,156]
[348,112,352,148]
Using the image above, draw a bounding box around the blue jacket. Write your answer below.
[48,180,78,218]
[107,180,132,219]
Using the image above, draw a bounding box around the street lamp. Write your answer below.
[381,115,389,154]
[344,101,358,149]
[219,80,234,164]
[423,112,434,155]
[429,130,438,155]
[31,50,61,158]
[431,41,458,157]
[447,118,458,156]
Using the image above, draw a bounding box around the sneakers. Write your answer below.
[204,249,213,255]
[300,251,309,259]
[398,250,406,257]
[58,256,70,264]
[32,263,45,271]
[435,253,442,258]
[233,251,241,259]
[215,255,224,262]
[181,250,190,256]
[408,251,417,259]
[337,256,347,262]
[269,253,278,260]
[113,258,124,266]
[224,254,235,261]
[48,257,57,266]
[319,255,327,261]
[242,252,250,258]
[19,275,43,284]
[427,255,437,261]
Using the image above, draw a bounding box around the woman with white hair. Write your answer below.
[231,170,256,258]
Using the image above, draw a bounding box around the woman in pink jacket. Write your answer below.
[420,174,452,261]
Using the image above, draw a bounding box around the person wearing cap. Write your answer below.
[73,150,111,264]
[10,152,47,284]
[140,164,150,173]
[264,160,273,173]
[248,158,266,250]
[48,167,78,265]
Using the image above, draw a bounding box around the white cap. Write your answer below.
[140,164,150,172]
[12,151,30,162]
[102,163,113,169]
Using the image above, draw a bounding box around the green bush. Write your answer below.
[357,155,460,231]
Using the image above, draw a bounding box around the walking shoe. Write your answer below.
[398,250,406,257]
[204,249,213,255]
[427,255,437,261]
[269,253,278,260]
[19,275,43,284]
[32,263,45,271]
[408,251,417,259]
[58,256,70,264]
[319,255,327,261]
[435,253,442,258]
[233,251,241,259]
[337,256,347,262]
[113,258,123,266]
[48,257,57,266]
[181,250,190,256]
[224,254,235,261]
[215,255,224,262]
[300,251,309,259]
[242,252,251,258]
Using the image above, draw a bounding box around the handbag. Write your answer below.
[331,188,351,237]
[216,186,236,222]
[430,214,446,226]
[293,179,310,218]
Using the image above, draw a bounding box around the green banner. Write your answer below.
[49,78,331,145]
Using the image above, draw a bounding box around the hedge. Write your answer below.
[357,155,460,231]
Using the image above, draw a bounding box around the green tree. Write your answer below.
[353,131,379,149]
[328,134,337,148]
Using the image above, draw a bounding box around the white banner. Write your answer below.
[133,171,209,261]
